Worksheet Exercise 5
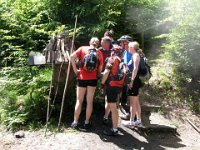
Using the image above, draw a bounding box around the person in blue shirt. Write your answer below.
[117,35,133,120]
[118,35,132,65]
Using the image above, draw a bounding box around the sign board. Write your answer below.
[28,51,46,65]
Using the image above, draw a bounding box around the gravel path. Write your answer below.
[1,112,200,150]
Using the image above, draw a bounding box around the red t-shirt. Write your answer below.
[98,47,111,71]
[75,46,103,80]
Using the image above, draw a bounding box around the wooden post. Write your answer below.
[57,15,78,130]
[45,35,58,137]
[187,118,200,134]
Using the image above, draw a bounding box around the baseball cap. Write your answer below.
[117,35,132,42]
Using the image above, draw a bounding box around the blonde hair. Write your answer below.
[128,41,140,51]
[89,37,99,46]
[137,49,145,57]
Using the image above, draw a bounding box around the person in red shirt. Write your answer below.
[100,44,126,136]
[70,37,103,130]
[98,36,112,71]
[104,29,114,43]
[99,36,112,126]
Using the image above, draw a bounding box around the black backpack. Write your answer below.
[82,48,98,72]
[138,56,151,82]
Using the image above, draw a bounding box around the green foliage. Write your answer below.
[161,0,200,113]
[44,0,124,39]
[0,0,162,67]
[0,0,59,67]
[126,0,162,32]
[0,67,51,130]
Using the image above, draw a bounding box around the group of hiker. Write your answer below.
[70,30,145,136]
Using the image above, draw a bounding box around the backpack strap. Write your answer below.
[95,49,100,70]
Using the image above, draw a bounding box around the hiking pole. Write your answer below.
[45,34,68,127]
[58,15,78,130]
[46,35,69,126]
[45,35,58,137]
[48,62,64,123]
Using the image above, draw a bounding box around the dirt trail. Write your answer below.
[0,111,200,150]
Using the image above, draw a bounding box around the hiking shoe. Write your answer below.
[122,121,135,129]
[103,128,118,136]
[120,113,130,120]
[71,122,78,130]
[83,123,92,130]
[103,117,109,125]
[133,119,142,127]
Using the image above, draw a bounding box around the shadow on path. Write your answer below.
[63,102,186,150]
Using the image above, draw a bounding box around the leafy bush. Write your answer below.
[0,67,51,130]
[162,0,200,113]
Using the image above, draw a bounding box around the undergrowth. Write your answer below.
[143,52,200,114]
[0,66,51,131]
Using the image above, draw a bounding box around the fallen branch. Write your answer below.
[186,118,200,134]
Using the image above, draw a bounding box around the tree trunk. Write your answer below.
[141,31,145,51]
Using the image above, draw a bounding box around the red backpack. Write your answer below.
[107,56,126,87]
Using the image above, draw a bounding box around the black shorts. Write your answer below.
[105,86,122,103]
[121,85,128,104]
[127,78,141,96]
[77,79,97,87]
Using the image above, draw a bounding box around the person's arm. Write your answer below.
[129,53,140,87]
[70,48,81,75]
[101,69,110,85]
[101,57,113,85]
[99,68,110,93]
[98,50,103,74]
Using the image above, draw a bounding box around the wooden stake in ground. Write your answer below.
[45,35,58,137]
[57,15,78,130]
[186,118,200,134]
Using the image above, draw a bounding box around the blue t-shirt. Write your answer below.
[123,50,133,71]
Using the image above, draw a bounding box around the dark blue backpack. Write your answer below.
[138,56,151,81]
[125,56,151,83]
[82,48,98,72]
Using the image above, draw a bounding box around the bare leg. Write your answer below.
[104,96,110,118]
[74,86,87,123]
[109,103,118,128]
[85,86,96,123]
[129,96,137,122]
[135,96,141,119]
